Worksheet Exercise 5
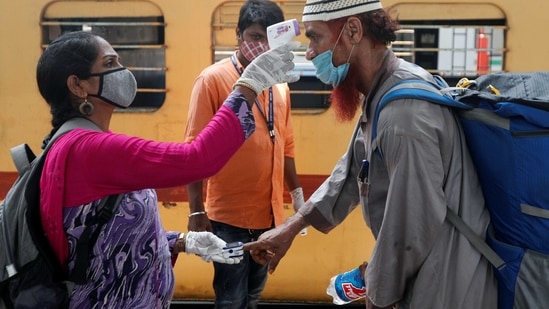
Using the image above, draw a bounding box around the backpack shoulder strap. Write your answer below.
[372,79,472,144]
[9,118,101,175]
[9,144,36,176]
[446,208,505,269]
[69,194,123,284]
[45,117,102,152]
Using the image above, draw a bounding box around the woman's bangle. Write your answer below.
[177,233,186,253]
[188,211,207,218]
[233,80,258,95]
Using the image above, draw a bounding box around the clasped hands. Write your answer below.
[181,229,283,268]
[243,214,307,273]
[184,212,306,269]
[183,231,244,264]
[183,225,298,270]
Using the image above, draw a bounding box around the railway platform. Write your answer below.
[170,301,364,308]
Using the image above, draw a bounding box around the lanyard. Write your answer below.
[231,54,275,142]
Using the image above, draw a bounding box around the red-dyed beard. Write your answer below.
[329,66,362,122]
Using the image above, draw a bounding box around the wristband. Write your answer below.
[188,211,207,218]
[290,187,305,211]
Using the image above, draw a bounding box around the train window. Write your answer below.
[392,2,507,86]
[212,1,330,113]
[40,1,167,112]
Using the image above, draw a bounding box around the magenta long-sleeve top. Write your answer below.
[40,91,254,279]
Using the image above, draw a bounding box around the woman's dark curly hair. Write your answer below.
[36,31,100,128]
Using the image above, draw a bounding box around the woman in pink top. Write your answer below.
[33,31,299,308]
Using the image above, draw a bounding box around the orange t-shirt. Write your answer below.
[184,53,294,229]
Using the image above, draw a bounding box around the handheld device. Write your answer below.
[267,18,301,49]
[223,241,244,258]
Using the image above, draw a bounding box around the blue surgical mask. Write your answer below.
[312,50,350,87]
[312,25,354,87]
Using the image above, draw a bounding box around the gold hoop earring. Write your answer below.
[79,98,94,116]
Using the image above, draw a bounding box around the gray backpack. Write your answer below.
[0,118,121,309]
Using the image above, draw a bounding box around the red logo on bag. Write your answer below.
[342,283,366,300]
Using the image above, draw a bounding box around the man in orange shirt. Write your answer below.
[183,1,303,308]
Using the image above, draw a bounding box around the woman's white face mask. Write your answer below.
[87,67,137,108]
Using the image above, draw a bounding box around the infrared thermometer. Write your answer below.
[267,18,301,49]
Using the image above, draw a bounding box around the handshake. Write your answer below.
[182,231,244,264]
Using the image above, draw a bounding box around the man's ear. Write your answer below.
[346,17,363,44]
[66,75,87,98]
[235,28,243,42]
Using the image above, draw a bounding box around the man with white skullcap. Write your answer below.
[244,1,497,308]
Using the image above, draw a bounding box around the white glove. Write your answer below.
[184,231,243,264]
[236,41,301,94]
[290,187,305,212]
[290,187,308,236]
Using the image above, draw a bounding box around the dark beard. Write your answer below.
[329,66,362,122]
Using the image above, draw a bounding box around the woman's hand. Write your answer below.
[182,231,244,264]
[235,41,301,94]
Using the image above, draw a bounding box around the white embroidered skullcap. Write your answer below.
[302,0,383,22]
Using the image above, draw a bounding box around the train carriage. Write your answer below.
[1,0,548,304]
